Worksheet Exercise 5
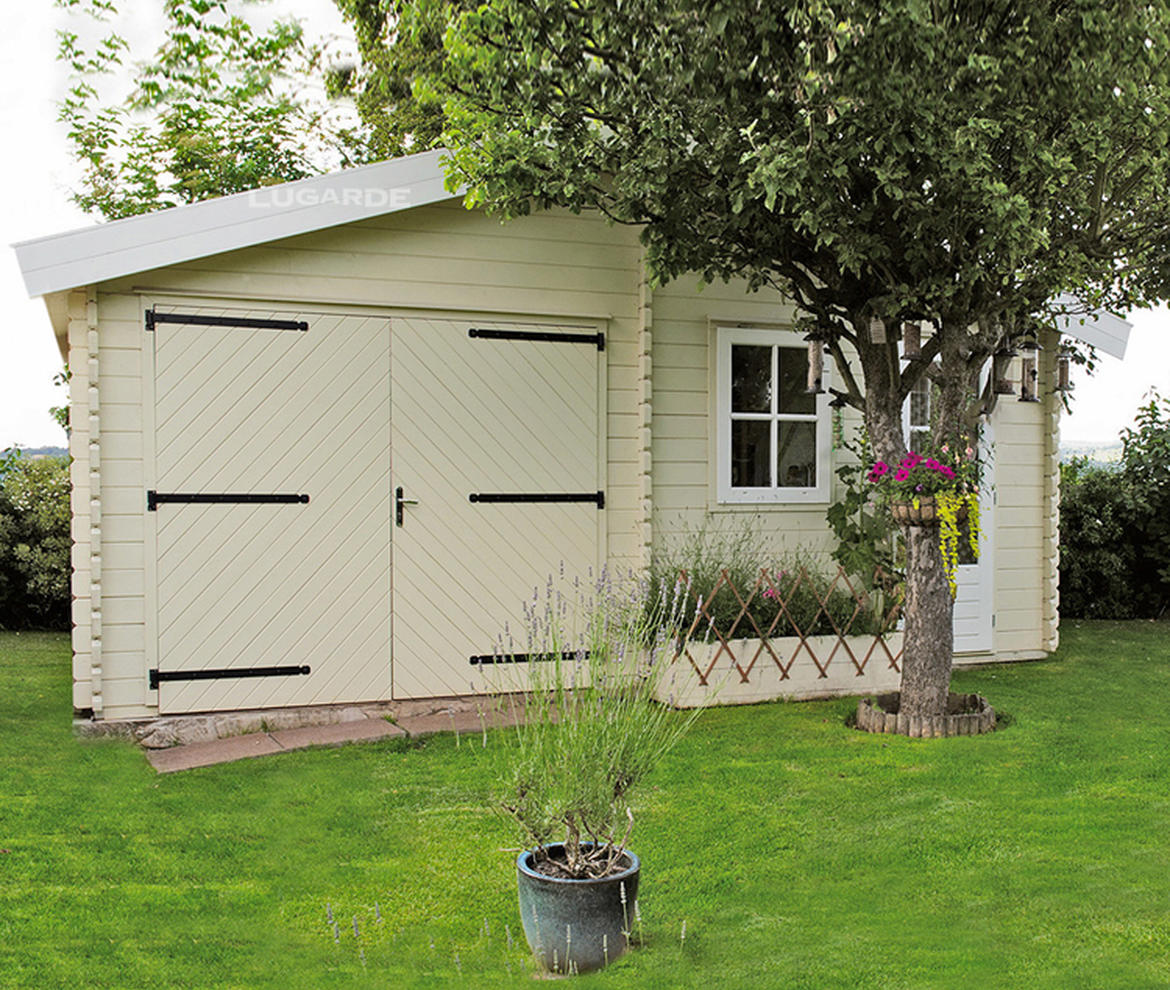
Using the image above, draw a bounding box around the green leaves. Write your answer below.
[57,0,346,219]
[439,0,1170,329]
[0,453,71,631]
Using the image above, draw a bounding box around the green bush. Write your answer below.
[1120,391,1170,617]
[0,451,71,631]
[1059,390,1170,620]
[1058,459,1141,619]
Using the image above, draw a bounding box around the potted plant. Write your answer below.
[865,441,981,595]
[488,572,699,975]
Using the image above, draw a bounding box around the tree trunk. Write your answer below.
[899,523,954,717]
[895,319,973,718]
[851,313,971,721]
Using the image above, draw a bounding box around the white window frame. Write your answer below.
[715,325,832,504]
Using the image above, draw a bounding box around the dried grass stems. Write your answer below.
[489,568,702,880]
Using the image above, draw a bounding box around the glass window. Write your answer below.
[717,327,830,503]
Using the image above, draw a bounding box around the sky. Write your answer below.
[2,2,1169,450]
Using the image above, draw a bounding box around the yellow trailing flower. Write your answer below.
[936,491,981,598]
[966,492,981,561]
[936,491,962,597]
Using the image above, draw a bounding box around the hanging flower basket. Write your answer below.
[889,497,968,527]
[866,442,982,597]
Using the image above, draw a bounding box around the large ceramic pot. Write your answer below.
[516,843,640,974]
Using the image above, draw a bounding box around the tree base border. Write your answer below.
[855,692,996,738]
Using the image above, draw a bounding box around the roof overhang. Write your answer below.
[13,149,458,299]
[1050,293,1133,359]
[11,154,1138,366]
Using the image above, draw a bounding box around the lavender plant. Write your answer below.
[492,570,701,879]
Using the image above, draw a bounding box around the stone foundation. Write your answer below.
[75,696,496,749]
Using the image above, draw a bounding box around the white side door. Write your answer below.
[905,377,994,653]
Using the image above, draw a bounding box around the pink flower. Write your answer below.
[902,451,923,469]
[867,461,890,482]
[923,458,941,471]
[894,468,910,481]
[938,466,955,479]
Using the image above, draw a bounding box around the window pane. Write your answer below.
[731,419,771,487]
[909,379,930,429]
[909,427,932,455]
[777,348,815,414]
[732,345,772,412]
[777,421,817,488]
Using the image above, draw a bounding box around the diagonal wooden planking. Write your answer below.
[156,313,375,493]
[391,316,601,700]
[153,307,391,713]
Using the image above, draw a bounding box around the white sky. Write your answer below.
[2,2,1169,449]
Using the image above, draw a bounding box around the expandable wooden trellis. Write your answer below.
[673,566,905,687]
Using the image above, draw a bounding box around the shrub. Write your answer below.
[0,451,72,631]
[1120,391,1170,617]
[492,570,700,878]
[1058,459,1141,619]
[1059,391,1170,620]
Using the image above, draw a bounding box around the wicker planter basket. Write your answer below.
[889,497,968,527]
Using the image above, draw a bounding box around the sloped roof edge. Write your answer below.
[1050,293,1132,360]
[13,149,457,299]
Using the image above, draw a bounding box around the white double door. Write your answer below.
[150,304,603,713]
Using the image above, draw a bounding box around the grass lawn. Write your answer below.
[2,623,1169,988]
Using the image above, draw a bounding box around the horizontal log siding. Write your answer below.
[66,289,93,713]
[990,390,1047,655]
[648,280,857,563]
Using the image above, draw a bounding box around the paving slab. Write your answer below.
[396,706,523,738]
[270,719,405,750]
[147,732,283,773]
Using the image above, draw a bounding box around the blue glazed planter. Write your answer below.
[516,843,640,974]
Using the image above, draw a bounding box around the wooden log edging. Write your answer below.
[855,692,996,738]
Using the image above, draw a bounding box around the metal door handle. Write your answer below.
[395,486,419,526]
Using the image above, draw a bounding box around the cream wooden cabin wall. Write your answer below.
[980,351,1050,658]
[85,203,646,718]
[66,289,94,714]
[84,292,152,718]
[647,277,855,563]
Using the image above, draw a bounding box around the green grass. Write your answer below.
[2,623,1170,988]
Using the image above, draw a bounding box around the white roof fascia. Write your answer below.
[1050,293,1133,359]
[13,149,458,299]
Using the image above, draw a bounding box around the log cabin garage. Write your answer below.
[13,150,1129,724]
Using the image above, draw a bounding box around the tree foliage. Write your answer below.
[57,0,348,220]
[326,0,459,161]
[441,0,1170,429]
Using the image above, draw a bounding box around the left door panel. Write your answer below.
[150,305,391,714]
